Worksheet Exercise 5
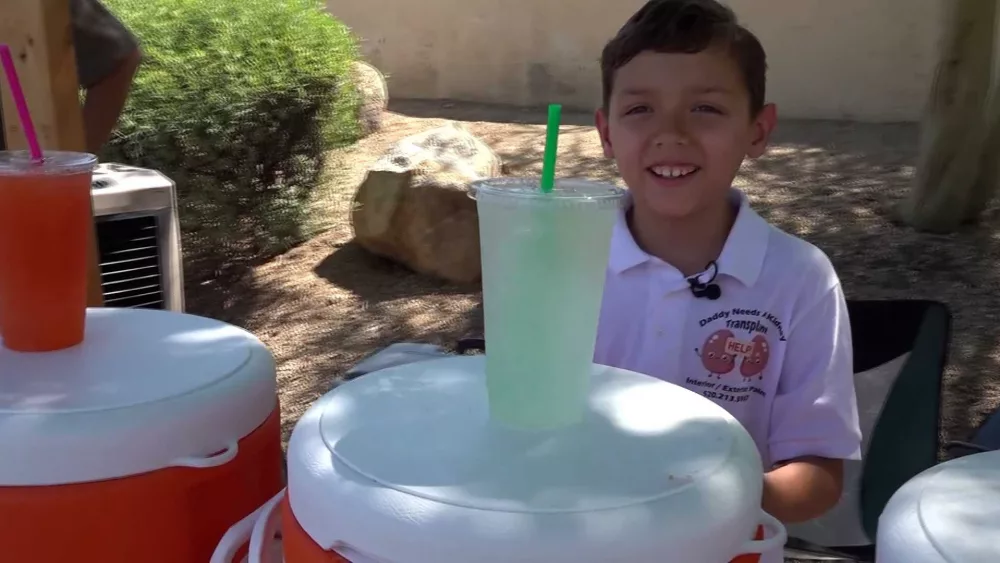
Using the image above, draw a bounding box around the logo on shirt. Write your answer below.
[687,307,785,404]
[696,330,770,382]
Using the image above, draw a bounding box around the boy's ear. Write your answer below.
[747,103,777,159]
[595,108,615,158]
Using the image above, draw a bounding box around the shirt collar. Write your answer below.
[608,189,770,287]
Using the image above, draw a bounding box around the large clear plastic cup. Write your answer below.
[470,177,626,429]
[0,151,98,352]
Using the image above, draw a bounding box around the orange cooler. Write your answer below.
[217,357,783,563]
[0,308,284,563]
[223,496,767,563]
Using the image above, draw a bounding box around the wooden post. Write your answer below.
[0,0,104,306]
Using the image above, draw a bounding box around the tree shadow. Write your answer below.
[184,265,272,328]
[313,239,476,304]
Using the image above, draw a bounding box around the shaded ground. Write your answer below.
[188,99,1000,465]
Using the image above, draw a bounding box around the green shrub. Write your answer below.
[103,0,360,291]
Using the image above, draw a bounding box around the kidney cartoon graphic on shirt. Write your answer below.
[697,329,772,382]
[696,329,736,378]
[739,334,770,382]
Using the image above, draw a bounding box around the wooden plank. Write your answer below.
[1,0,105,307]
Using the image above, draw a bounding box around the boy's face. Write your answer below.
[596,48,776,220]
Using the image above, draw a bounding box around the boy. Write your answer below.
[592,0,862,560]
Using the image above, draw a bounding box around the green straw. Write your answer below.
[540,103,562,193]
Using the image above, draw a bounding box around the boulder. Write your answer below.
[350,61,388,135]
[351,123,502,283]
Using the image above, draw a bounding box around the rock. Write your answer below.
[350,61,388,135]
[351,123,502,283]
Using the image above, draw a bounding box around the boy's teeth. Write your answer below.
[652,165,697,178]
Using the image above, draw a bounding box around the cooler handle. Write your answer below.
[735,510,787,555]
[243,493,385,563]
[209,488,285,563]
[169,441,239,468]
[249,489,285,563]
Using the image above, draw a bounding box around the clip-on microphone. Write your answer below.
[687,261,722,300]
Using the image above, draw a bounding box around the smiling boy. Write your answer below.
[592,1,862,561]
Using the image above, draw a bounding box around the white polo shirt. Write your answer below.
[595,190,862,470]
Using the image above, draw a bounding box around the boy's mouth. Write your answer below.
[648,165,701,182]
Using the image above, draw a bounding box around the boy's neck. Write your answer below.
[627,198,737,278]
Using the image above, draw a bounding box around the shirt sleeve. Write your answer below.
[71,0,140,89]
[768,281,862,465]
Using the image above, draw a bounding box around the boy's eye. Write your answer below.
[624,105,651,115]
[693,104,723,114]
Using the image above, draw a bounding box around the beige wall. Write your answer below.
[327,0,946,122]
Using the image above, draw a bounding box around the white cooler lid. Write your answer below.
[914,450,1000,563]
[0,308,277,485]
[288,357,766,563]
[308,355,742,513]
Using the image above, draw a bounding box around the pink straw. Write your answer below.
[0,44,43,161]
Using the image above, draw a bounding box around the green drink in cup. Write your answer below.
[471,177,626,429]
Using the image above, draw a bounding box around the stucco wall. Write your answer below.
[327,0,946,122]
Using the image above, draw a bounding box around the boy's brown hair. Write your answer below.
[600,0,768,116]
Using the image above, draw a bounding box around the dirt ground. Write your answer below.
[188,99,1000,458]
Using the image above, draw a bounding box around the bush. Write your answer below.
[103,0,360,291]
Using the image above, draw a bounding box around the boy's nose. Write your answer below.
[653,130,691,147]
[653,114,691,146]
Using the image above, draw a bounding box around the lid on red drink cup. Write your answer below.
[0,150,97,175]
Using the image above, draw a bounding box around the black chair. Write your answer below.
[785,300,951,561]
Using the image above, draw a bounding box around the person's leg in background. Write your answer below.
[70,0,142,154]
[71,0,142,307]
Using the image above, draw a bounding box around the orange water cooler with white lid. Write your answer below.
[0,307,285,562]
[216,356,786,563]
